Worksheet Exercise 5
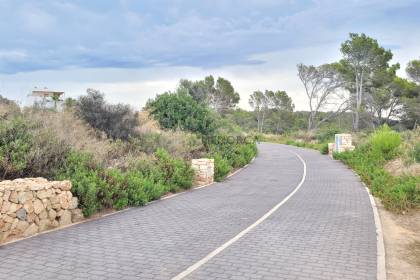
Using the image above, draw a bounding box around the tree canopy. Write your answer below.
[146,91,216,135]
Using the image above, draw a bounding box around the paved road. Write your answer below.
[0,143,377,280]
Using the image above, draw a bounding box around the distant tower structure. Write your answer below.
[30,87,65,110]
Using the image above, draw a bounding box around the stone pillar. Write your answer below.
[328,143,335,157]
[191,159,214,186]
[334,134,355,153]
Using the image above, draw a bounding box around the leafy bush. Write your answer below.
[370,125,401,160]
[154,148,194,192]
[206,136,257,181]
[25,130,70,178]
[76,89,139,140]
[56,152,105,216]
[320,143,329,155]
[57,147,194,216]
[213,154,232,181]
[0,118,70,180]
[315,127,341,143]
[146,92,216,135]
[0,118,33,179]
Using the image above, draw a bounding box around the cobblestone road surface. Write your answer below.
[0,143,376,280]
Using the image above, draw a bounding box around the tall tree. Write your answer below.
[406,59,420,84]
[265,90,294,133]
[179,75,240,113]
[365,64,402,126]
[402,60,420,128]
[340,33,393,131]
[297,63,348,131]
[146,91,216,135]
[249,91,268,133]
[179,75,215,104]
[210,77,240,113]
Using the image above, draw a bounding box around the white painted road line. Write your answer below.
[171,150,307,280]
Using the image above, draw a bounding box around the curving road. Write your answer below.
[0,143,377,280]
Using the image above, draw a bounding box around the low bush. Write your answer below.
[206,135,257,181]
[213,153,232,181]
[56,152,105,216]
[154,148,194,192]
[370,125,401,160]
[0,118,33,179]
[57,148,193,216]
[0,118,70,180]
[320,143,329,155]
[315,127,341,143]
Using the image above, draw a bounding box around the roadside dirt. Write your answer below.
[376,198,420,279]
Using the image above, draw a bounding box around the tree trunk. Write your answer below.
[307,111,315,131]
[256,110,260,133]
[353,73,363,131]
[260,110,265,133]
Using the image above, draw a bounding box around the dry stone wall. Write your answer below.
[191,158,214,186]
[0,178,83,243]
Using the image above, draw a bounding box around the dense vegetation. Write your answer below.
[334,126,419,212]
[0,77,257,217]
[146,91,216,135]
[56,149,194,216]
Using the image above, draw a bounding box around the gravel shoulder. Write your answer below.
[376,199,420,280]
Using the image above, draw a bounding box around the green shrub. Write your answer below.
[315,127,340,143]
[213,153,232,181]
[384,176,419,210]
[320,143,329,155]
[370,125,401,160]
[0,118,69,180]
[56,152,105,216]
[206,136,256,181]
[0,118,33,179]
[154,148,194,191]
[25,130,70,179]
[124,171,149,206]
[334,139,419,212]
[146,92,216,135]
[57,149,193,216]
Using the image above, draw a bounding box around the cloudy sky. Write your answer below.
[0,0,419,110]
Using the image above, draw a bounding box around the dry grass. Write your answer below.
[0,100,20,120]
[137,110,161,133]
[19,108,205,168]
[23,108,117,164]
[385,128,420,176]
